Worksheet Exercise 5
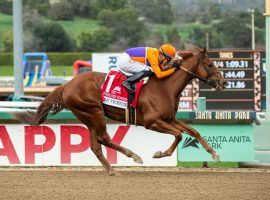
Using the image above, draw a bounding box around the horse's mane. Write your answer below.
[177,51,194,59]
[177,47,207,60]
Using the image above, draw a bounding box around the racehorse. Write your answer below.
[14,48,226,175]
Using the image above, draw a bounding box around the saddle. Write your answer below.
[101,70,145,125]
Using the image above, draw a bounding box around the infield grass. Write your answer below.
[0,65,73,76]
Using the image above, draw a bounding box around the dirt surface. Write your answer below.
[0,168,270,200]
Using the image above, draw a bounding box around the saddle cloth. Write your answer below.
[101,70,144,109]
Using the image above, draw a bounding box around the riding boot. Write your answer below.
[122,70,154,93]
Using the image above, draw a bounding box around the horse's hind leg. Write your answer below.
[69,107,116,175]
[90,129,116,176]
[93,113,143,164]
[173,120,220,161]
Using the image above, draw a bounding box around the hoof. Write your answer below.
[152,151,162,158]
[132,154,143,164]
[107,167,115,176]
[212,153,220,161]
[108,169,116,176]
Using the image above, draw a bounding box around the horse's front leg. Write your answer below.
[147,119,183,158]
[173,120,220,161]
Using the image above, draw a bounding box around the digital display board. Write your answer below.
[178,84,193,110]
[199,50,262,111]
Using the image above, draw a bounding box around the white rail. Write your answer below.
[0,101,40,108]
[0,107,36,112]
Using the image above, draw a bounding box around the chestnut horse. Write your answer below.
[14,48,226,175]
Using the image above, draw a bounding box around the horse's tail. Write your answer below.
[13,85,65,125]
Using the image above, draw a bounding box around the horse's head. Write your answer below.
[194,48,226,91]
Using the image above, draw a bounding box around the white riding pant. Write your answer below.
[117,53,151,76]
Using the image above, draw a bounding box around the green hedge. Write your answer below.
[48,52,92,65]
[0,52,13,66]
[0,52,92,66]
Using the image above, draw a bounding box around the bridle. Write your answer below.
[176,55,221,89]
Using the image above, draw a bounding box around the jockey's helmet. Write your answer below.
[159,44,176,59]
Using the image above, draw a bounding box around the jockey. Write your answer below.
[118,44,182,92]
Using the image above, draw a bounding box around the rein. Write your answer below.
[178,65,209,83]
[176,56,220,89]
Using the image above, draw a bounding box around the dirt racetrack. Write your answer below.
[0,167,269,200]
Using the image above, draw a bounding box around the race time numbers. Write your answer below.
[214,60,249,68]
[199,50,262,111]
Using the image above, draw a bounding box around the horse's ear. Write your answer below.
[197,47,207,59]
[194,46,205,54]
[198,47,207,54]
[202,47,207,54]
